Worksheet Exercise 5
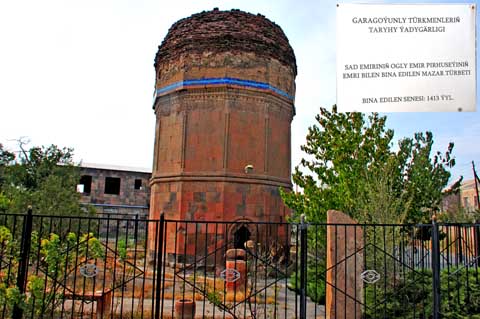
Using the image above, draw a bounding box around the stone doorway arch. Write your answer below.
[228,220,256,250]
[233,225,251,249]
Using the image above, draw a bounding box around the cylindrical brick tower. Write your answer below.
[149,8,296,261]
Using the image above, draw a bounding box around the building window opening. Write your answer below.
[79,175,92,194]
[134,179,142,190]
[464,197,470,207]
[105,177,121,195]
[234,226,251,249]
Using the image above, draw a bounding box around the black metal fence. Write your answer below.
[0,211,479,318]
[0,211,156,319]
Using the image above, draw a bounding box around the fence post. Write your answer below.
[299,214,307,319]
[12,207,34,319]
[431,216,441,319]
[475,221,480,267]
[154,213,165,319]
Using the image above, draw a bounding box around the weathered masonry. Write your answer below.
[149,9,297,261]
[79,163,150,216]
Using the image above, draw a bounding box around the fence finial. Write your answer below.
[300,214,306,224]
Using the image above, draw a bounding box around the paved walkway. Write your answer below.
[107,281,325,318]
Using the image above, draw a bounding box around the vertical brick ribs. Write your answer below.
[149,9,297,262]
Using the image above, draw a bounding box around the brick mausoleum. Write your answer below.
[149,8,297,260]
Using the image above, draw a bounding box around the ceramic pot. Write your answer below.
[174,299,196,319]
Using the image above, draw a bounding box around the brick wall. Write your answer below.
[150,9,296,258]
[79,166,150,214]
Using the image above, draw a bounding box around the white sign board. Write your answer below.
[337,4,476,112]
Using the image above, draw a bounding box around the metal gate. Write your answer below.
[294,221,480,319]
[154,215,302,319]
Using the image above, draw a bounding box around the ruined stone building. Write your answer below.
[78,163,151,217]
[149,9,296,257]
[442,178,480,213]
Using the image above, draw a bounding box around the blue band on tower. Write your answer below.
[155,77,293,101]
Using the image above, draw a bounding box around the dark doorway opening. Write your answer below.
[234,226,251,249]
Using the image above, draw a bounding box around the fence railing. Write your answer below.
[0,210,158,319]
[0,211,479,318]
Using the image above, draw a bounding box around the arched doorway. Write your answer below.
[233,225,251,249]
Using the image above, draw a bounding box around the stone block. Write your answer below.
[326,210,363,319]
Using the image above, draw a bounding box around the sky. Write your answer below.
[0,0,478,184]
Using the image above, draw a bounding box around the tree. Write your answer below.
[0,141,92,216]
[282,106,459,303]
[281,106,457,224]
[0,144,15,211]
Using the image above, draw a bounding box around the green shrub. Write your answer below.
[440,267,480,318]
[364,270,432,318]
[0,226,105,317]
[364,267,480,318]
[288,259,326,304]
